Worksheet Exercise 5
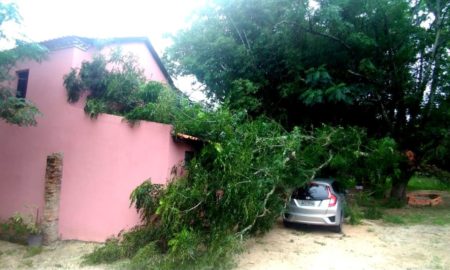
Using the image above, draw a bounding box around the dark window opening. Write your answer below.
[16,70,29,98]
[184,151,194,166]
[292,183,329,200]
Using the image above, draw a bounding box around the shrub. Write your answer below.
[129,180,164,223]
[128,242,162,270]
[82,238,125,265]
[84,98,108,118]
[345,204,363,225]
[63,52,155,118]
[363,206,383,220]
[0,214,33,244]
[83,225,165,266]
[121,225,166,257]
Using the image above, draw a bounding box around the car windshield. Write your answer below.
[292,183,329,200]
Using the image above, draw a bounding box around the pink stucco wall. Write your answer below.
[0,41,189,242]
[100,42,168,83]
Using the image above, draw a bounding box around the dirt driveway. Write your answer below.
[1,222,448,270]
[236,220,450,270]
[1,215,449,269]
[0,240,106,270]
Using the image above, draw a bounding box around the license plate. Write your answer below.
[300,200,315,206]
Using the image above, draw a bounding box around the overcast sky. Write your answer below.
[6,0,208,100]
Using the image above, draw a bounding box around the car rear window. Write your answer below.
[292,183,329,200]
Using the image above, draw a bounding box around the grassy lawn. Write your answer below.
[350,176,450,226]
[383,206,450,225]
[407,175,450,191]
[381,176,450,225]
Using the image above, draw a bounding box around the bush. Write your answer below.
[0,214,33,244]
[130,180,164,223]
[121,225,166,257]
[345,204,363,225]
[83,225,165,266]
[0,89,41,126]
[63,51,147,117]
[129,242,162,270]
[363,206,383,220]
[82,238,125,265]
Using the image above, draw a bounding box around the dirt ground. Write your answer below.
[0,240,106,270]
[1,192,449,270]
[1,222,448,270]
[236,190,450,270]
[235,220,449,270]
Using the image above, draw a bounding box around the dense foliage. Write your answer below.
[165,0,450,196]
[63,51,148,117]
[78,71,403,268]
[0,2,47,126]
[0,89,41,126]
[62,1,444,266]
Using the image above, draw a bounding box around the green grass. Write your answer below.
[383,207,450,226]
[363,206,383,220]
[380,177,450,225]
[383,215,405,224]
[82,238,125,265]
[24,246,42,258]
[407,176,449,191]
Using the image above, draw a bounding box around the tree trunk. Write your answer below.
[390,179,409,201]
[390,162,415,202]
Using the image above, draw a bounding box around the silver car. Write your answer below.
[283,178,345,233]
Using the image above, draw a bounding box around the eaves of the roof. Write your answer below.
[39,36,174,87]
[172,132,205,148]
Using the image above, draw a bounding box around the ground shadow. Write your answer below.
[282,221,344,235]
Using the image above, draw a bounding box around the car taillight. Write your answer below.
[327,187,337,207]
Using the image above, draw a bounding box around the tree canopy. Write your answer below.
[77,2,443,268]
[0,2,47,126]
[165,0,450,165]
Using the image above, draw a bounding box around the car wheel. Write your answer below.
[283,219,293,228]
[332,212,344,233]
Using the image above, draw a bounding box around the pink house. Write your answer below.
[0,36,192,242]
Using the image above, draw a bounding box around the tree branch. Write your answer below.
[299,25,352,51]
[182,201,203,213]
[424,0,445,119]
[308,151,333,182]
[236,185,276,239]
[347,69,393,127]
